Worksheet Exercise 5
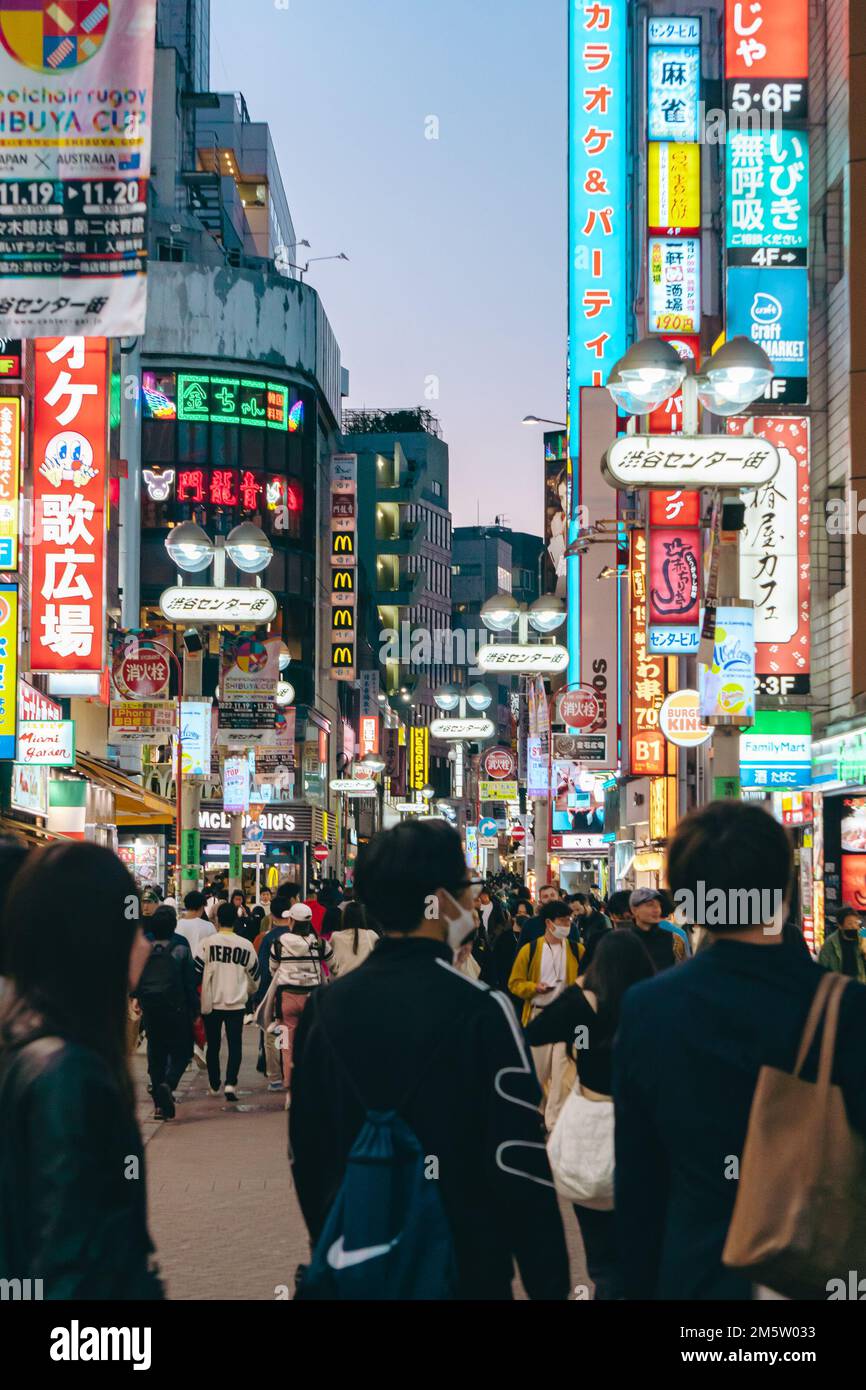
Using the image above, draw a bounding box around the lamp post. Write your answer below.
[164,519,274,894]
[605,336,774,805]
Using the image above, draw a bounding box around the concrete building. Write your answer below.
[342,408,454,794]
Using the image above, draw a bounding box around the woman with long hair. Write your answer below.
[0,841,163,1299]
[328,900,379,977]
[525,929,654,1299]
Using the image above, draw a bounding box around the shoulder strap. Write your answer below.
[793,972,844,1079]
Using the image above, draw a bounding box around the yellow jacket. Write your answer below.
[508,935,583,1027]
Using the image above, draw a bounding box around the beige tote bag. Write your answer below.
[722,972,866,1299]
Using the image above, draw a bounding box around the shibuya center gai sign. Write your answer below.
[478,643,569,674]
[429,717,495,741]
[160,587,277,624]
[603,434,780,490]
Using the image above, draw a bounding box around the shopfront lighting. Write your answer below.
[465,683,493,712]
[164,521,215,574]
[528,594,566,634]
[433,682,461,712]
[694,336,774,415]
[480,592,520,633]
[606,338,687,416]
[225,521,273,574]
[275,681,295,706]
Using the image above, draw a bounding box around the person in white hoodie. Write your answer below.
[328,900,379,978]
[261,903,332,1092]
[194,901,260,1101]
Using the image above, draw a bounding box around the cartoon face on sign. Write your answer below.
[40,432,97,489]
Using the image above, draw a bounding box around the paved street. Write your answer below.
[134,1034,589,1301]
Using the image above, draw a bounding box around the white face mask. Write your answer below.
[550,923,570,940]
[439,890,478,957]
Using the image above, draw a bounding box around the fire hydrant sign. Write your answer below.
[31,336,107,673]
[0,0,158,337]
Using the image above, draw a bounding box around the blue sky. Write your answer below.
[211,0,566,532]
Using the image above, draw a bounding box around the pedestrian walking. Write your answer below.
[176,890,213,955]
[614,800,866,1299]
[195,902,260,1102]
[509,900,583,1129]
[289,820,569,1300]
[818,905,866,981]
[0,841,164,1298]
[627,887,686,970]
[526,930,654,1298]
[328,900,379,977]
[263,903,333,1092]
[482,909,525,1017]
[135,906,199,1119]
[230,889,256,943]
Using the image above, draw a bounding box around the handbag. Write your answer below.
[722,972,866,1299]
[546,1085,614,1210]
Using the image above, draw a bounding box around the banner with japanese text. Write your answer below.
[31,335,107,673]
[647,490,701,643]
[0,0,157,337]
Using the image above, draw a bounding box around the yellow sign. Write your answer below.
[0,583,17,757]
[649,776,667,841]
[409,725,429,790]
[648,143,700,232]
[0,397,20,571]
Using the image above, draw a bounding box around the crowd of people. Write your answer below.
[1,800,866,1300]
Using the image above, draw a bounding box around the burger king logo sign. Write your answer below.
[659,690,712,749]
[483,747,516,780]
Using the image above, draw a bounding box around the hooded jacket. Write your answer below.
[269,930,333,992]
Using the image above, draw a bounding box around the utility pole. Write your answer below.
[179,635,203,898]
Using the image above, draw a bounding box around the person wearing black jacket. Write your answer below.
[614,801,866,1300]
[137,905,199,1119]
[0,841,163,1299]
[289,820,570,1301]
[482,912,525,1016]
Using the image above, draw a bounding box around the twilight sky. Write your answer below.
[210,0,566,534]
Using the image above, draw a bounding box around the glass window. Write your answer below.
[142,419,175,464]
[241,428,265,470]
[177,421,209,464]
[211,424,239,467]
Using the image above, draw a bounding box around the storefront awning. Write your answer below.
[75,754,176,827]
[0,816,75,849]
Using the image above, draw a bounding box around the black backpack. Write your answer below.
[138,942,186,1012]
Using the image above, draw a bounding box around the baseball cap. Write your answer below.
[287,902,313,923]
[629,888,661,910]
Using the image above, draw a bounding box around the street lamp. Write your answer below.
[420,783,436,801]
[225,521,274,574]
[164,521,215,573]
[528,594,567,634]
[480,592,520,633]
[606,337,686,415]
[433,682,461,712]
[465,683,493,712]
[522,415,567,427]
[357,752,386,774]
[694,336,774,415]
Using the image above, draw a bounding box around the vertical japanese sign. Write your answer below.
[330,453,357,681]
[648,143,700,234]
[647,334,700,434]
[0,0,158,337]
[408,725,428,792]
[648,237,701,333]
[647,490,701,652]
[726,132,809,259]
[629,531,667,776]
[543,429,568,598]
[31,336,107,674]
[579,387,618,765]
[725,0,809,120]
[0,582,17,757]
[729,415,810,691]
[647,19,701,143]
[0,394,20,567]
[567,0,628,687]
[223,755,250,814]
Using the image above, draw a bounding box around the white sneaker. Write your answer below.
[225,1085,238,1102]
[267,1081,284,1092]
[207,1087,220,1097]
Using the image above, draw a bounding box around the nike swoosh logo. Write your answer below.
[326,1234,399,1270]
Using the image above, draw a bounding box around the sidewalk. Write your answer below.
[135,1027,589,1300]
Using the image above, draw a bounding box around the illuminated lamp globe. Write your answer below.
[480,592,520,633]
[466,683,493,712]
[695,337,774,415]
[433,682,461,712]
[225,521,273,574]
[528,594,566,634]
[164,521,214,574]
[358,753,386,774]
[606,338,686,416]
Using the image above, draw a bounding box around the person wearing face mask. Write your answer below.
[819,905,866,981]
[509,901,583,1129]
[289,820,570,1301]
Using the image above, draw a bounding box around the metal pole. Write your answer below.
[229,805,244,894]
[119,338,141,628]
[179,637,203,898]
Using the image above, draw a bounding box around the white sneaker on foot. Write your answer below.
[225,1085,238,1102]
[207,1087,220,1097]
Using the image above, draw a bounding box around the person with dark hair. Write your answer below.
[627,888,686,971]
[290,820,570,1300]
[517,882,580,950]
[135,905,199,1120]
[264,903,334,1092]
[605,889,633,926]
[177,889,212,955]
[253,890,301,1087]
[329,900,379,977]
[509,900,584,1129]
[229,888,256,944]
[614,800,866,1300]
[0,841,163,1299]
[194,900,260,1102]
[0,837,29,992]
[819,905,866,981]
[526,930,655,1298]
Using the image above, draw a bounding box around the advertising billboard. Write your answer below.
[648,237,701,333]
[725,266,808,404]
[726,131,809,258]
[0,396,20,569]
[648,143,700,234]
[725,0,809,120]
[648,39,701,142]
